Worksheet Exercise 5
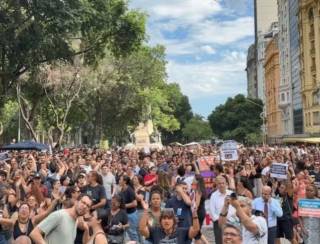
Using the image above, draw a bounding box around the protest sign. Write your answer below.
[298,199,320,218]
[200,170,215,197]
[198,156,215,171]
[220,140,238,161]
[270,163,287,179]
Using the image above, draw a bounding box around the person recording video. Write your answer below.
[219,194,268,244]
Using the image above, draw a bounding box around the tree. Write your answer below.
[182,115,212,142]
[161,83,193,144]
[208,94,263,143]
[0,0,146,96]
[40,62,89,148]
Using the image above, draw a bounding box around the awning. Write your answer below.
[283,137,320,144]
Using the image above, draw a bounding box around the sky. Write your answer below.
[129,0,254,118]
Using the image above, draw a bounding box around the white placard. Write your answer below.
[270,163,288,179]
[220,141,238,161]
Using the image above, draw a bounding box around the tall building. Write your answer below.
[289,0,304,134]
[254,0,278,102]
[299,0,320,135]
[264,33,282,142]
[278,0,293,136]
[246,44,258,98]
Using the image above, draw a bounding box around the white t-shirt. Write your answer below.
[101,172,116,200]
[261,166,270,176]
[242,215,268,244]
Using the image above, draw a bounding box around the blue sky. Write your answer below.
[129,0,254,118]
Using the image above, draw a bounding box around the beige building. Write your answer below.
[264,33,283,142]
[299,0,320,135]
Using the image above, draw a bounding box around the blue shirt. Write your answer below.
[252,197,283,228]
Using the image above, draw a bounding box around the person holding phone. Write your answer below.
[165,181,192,228]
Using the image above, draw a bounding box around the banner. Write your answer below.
[298,199,320,218]
[270,163,287,179]
[220,140,238,161]
[198,156,215,171]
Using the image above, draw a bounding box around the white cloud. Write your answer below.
[167,52,247,98]
[129,0,253,113]
[130,0,222,23]
[200,45,216,54]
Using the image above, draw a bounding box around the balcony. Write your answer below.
[309,31,315,40]
[279,99,291,108]
[310,47,316,56]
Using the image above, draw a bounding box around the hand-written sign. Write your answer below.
[220,141,238,161]
[270,163,288,179]
[298,199,320,218]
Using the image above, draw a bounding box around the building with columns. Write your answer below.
[299,0,320,135]
[278,0,294,136]
[264,32,283,142]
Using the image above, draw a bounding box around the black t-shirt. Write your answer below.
[165,196,192,228]
[103,209,128,236]
[120,186,136,214]
[148,226,191,244]
[82,184,106,206]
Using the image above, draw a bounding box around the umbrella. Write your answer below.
[169,142,183,146]
[184,142,200,146]
[1,141,49,151]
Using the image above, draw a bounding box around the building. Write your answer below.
[254,0,279,38]
[254,0,278,103]
[289,0,304,135]
[264,33,283,142]
[246,44,258,98]
[299,0,320,135]
[278,0,294,136]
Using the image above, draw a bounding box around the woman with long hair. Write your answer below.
[119,175,139,242]
[1,200,58,244]
[235,177,253,199]
[82,210,108,244]
[192,174,209,244]
[139,206,200,244]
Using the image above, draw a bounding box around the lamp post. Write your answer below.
[246,98,267,146]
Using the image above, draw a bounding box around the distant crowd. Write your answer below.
[0,144,318,244]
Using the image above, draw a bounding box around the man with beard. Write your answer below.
[30,194,93,244]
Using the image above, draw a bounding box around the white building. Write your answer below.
[254,0,278,103]
[277,0,293,136]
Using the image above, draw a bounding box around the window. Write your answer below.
[313,111,320,126]
[281,93,285,102]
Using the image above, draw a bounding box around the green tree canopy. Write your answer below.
[208,94,263,143]
[182,115,212,142]
[0,0,146,95]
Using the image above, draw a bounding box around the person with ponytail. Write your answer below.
[119,175,139,242]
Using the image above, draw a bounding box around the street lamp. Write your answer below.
[246,97,267,146]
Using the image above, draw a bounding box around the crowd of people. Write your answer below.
[0,143,318,244]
